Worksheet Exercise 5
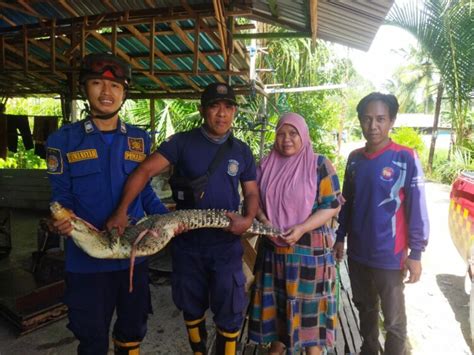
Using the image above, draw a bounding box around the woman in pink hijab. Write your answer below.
[248,113,342,355]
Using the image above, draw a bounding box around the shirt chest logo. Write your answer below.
[380,166,395,181]
[67,149,98,163]
[128,137,144,153]
[227,159,239,176]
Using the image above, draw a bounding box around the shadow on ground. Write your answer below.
[436,274,473,352]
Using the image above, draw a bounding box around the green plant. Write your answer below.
[0,141,46,169]
[390,127,426,155]
[431,146,473,184]
[386,0,473,148]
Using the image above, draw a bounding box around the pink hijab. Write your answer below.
[257,113,317,242]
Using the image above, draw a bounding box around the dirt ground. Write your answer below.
[404,182,472,355]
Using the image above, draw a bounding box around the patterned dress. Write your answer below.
[248,155,341,353]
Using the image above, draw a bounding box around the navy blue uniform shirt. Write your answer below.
[46,118,168,273]
[158,128,256,246]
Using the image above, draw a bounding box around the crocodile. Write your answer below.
[50,202,283,291]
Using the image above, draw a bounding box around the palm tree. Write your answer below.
[385,45,439,114]
[386,0,473,171]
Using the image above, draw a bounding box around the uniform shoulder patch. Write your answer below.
[46,147,63,174]
[128,137,144,152]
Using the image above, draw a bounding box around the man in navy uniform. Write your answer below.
[106,82,260,355]
[47,53,168,355]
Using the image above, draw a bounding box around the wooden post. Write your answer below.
[23,25,28,73]
[150,18,155,75]
[51,18,56,74]
[80,18,86,58]
[150,98,156,149]
[111,22,117,55]
[0,36,4,71]
[193,15,200,75]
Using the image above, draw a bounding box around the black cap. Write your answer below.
[201,82,237,107]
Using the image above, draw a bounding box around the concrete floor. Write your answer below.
[0,209,211,355]
[0,276,211,354]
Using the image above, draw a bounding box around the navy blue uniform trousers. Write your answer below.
[64,261,152,355]
[171,239,247,332]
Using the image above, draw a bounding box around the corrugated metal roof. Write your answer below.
[250,0,394,51]
[0,0,394,98]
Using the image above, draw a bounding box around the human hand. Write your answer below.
[106,209,129,236]
[173,222,188,236]
[280,225,305,246]
[333,241,345,263]
[49,208,75,237]
[225,212,253,236]
[403,258,422,283]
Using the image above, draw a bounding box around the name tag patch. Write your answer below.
[67,149,98,163]
[125,151,146,162]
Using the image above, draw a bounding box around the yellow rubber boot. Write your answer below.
[113,339,140,355]
[215,328,240,355]
[185,316,208,355]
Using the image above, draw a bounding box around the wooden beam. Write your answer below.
[111,22,117,55]
[310,0,318,48]
[149,98,155,148]
[0,1,43,18]
[127,87,252,99]
[0,14,15,27]
[106,23,254,38]
[51,18,56,73]
[149,18,155,75]
[22,25,27,73]
[169,21,225,82]
[0,36,4,71]
[212,0,227,63]
[131,49,222,60]
[101,0,116,12]
[89,29,171,92]
[178,1,226,50]
[233,32,311,40]
[18,0,42,17]
[58,0,80,17]
[125,24,200,91]
[28,37,69,64]
[4,60,60,86]
[4,42,67,80]
[133,68,247,76]
[0,7,252,37]
[80,20,86,59]
[193,16,200,75]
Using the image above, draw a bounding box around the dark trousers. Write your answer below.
[348,258,407,355]
[0,114,6,159]
[7,115,33,152]
[64,261,152,355]
[171,240,246,332]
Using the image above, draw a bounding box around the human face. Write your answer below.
[200,100,237,138]
[359,100,395,153]
[85,78,125,118]
[275,124,303,157]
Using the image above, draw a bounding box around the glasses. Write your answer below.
[88,59,128,80]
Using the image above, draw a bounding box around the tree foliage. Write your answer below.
[385,0,473,147]
[384,45,439,113]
